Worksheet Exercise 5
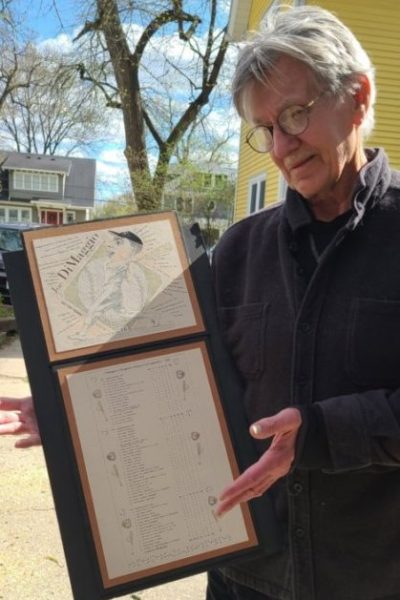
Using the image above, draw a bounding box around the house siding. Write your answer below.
[308,0,400,170]
[234,0,281,221]
[234,0,400,221]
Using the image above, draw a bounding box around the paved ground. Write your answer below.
[0,335,207,600]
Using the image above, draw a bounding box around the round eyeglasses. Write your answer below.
[245,92,325,153]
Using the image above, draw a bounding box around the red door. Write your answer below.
[41,210,62,225]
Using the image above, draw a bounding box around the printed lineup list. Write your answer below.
[59,343,254,587]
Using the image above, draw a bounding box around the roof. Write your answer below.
[1,152,72,175]
[0,151,96,207]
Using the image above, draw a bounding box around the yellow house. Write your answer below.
[228,0,400,221]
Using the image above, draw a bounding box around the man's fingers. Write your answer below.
[15,434,41,448]
[0,420,23,434]
[215,474,272,517]
[220,458,268,501]
[0,397,29,411]
[0,411,19,424]
[220,444,285,502]
[215,455,275,517]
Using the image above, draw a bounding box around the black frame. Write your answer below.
[4,212,282,599]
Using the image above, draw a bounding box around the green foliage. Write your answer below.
[92,193,137,218]
[0,295,13,317]
[165,161,235,219]
[201,225,219,247]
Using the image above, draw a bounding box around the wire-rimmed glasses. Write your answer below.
[245,92,326,153]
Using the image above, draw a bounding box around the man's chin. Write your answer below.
[288,182,314,200]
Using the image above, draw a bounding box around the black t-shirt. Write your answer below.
[297,210,352,282]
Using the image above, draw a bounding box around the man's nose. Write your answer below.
[271,127,300,160]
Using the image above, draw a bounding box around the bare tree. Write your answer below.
[73,0,230,210]
[0,4,37,116]
[0,45,109,156]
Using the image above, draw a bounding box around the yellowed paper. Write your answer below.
[61,345,252,585]
[30,218,199,354]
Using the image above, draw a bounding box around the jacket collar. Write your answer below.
[284,148,392,235]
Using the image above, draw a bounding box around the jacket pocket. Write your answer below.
[347,297,400,388]
[218,303,269,379]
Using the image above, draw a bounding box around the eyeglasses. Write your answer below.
[245,92,325,153]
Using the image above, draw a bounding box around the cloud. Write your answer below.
[95,146,129,198]
[37,32,75,53]
[28,3,240,197]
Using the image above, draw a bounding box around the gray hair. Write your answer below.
[233,5,376,138]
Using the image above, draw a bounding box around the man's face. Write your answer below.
[247,55,365,218]
[105,234,124,257]
[106,233,142,259]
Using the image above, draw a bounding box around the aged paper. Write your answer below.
[24,215,203,358]
[59,343,256,586]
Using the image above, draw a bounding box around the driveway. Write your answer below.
[0,335,207,600]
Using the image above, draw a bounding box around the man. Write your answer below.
[2,6,400,600]
[207,5,400,600]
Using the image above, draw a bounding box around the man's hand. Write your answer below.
[0,396,41,448]
[215,407,302,517]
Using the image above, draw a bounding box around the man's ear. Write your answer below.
[353,75,371,125]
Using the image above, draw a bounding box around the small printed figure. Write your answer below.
[121,518,132,529]
[72,230,150,337]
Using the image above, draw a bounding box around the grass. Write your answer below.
[0,300,16,347]
[0,303,14,318]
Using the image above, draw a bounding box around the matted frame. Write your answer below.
[22,212,204,362]
[57,340,258,589]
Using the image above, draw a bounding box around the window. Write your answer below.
[14,170,58,193]
[215,174,228,187]
[0,206,32,223]
[203,173,212,188]
[0,228,24,251]
[248,175,266,214]
[66,211,76,223]
[184,198,193,213]
[20,209,32,222]
[278,175,287,202]
[8,209,19,222]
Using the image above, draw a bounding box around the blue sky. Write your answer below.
[11,1,238,204]
[17,0,77,40]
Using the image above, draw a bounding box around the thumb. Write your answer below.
[249,416,279,440]
[249,408,301,440]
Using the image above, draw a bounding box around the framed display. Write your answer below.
[22,212,204,362]
[4,212,282,599]
[57,341,257,589]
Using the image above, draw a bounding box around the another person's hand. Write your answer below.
[216,407,302,517]
[0,396,41,448]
